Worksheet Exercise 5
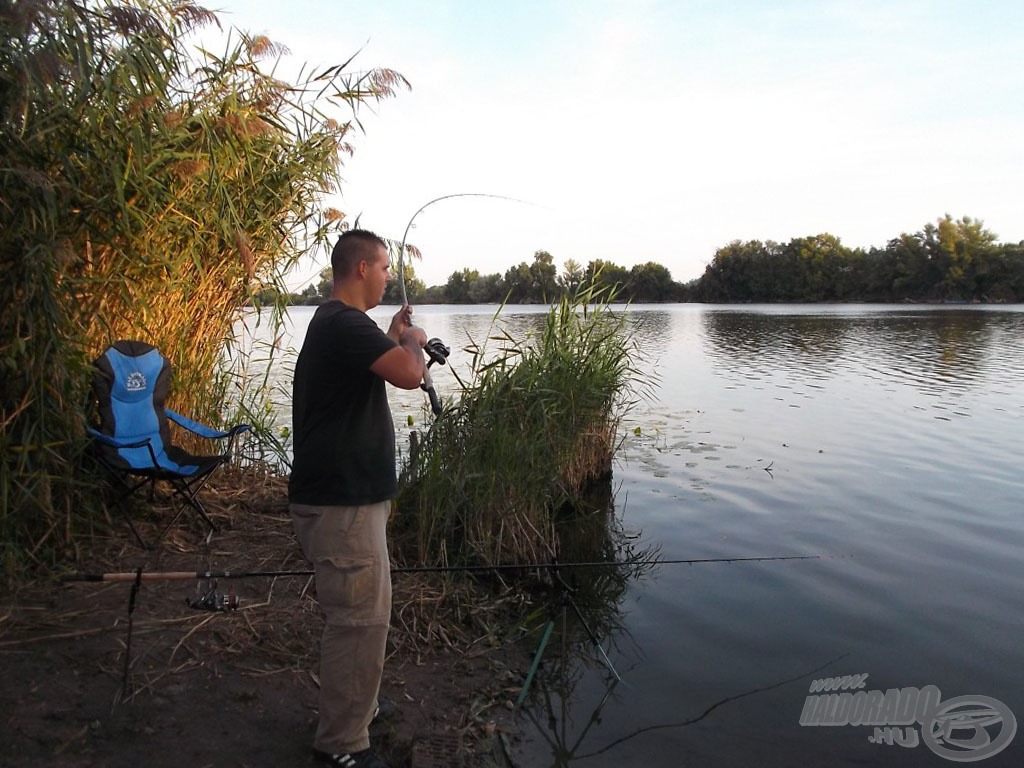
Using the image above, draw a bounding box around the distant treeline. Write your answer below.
[694,216,1024,303]
[410,251,686,304]
[255,250,688,306]
[256,216,1024,307]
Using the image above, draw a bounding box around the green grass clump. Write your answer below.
[392,287,640,567]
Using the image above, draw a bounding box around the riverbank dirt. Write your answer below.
[0,470,529,768]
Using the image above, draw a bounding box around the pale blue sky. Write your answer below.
[205,1,1024,289]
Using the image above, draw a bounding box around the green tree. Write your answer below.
[444,268,479,304]
[976,243,1024,301]
[420,284,448,304]
[316,267,333,298]
[381,261,424,304]
[559,258,584,295]
[696,241,770,302]
[300,283,323,305]
[933,215,997,300]
[693,216,1021,303]
[503,261,533,303]
[585,259,631,295]
[529,250,559,301]
[887,232,939,300]
[469,273,503,303]
[629,262,676,302]
[784,233,849,301]
[852,248,897,301]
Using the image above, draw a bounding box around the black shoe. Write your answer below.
[314,748,390,768]
[373,698,398,721]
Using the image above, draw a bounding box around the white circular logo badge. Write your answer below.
[921,695,1017,762]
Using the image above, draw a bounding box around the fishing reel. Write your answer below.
[186,579,239,612]
[419,337,450,417]
[424,337,450,367]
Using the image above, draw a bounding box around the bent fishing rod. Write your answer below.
[395,193,532,416]
[62,554,847,583]
[396,192,532,307]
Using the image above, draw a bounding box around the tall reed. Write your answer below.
[0,1,406,568]
[392,287,641,568]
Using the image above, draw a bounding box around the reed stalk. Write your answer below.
[0,1,406,569]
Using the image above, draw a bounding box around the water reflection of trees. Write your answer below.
[624,309,673,363]
[701,311,848,383]
[700,309,1024,395]
[846,311,1023,392]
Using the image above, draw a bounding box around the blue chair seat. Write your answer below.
[89,340,250,548]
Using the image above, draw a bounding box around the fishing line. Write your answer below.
[396,192,537,305]
[391,195,536,417]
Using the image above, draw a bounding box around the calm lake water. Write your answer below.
[242,304,1024,767]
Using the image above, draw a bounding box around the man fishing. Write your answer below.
[289,229,426,768]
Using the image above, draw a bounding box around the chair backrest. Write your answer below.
[92,340,173,471]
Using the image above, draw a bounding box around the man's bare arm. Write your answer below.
[370,328,427,389]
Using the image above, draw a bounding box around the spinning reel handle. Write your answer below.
[424,337,450,367]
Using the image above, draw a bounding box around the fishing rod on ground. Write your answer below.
[395,193,533,416]
[62,553,847,604]
[66,554,847,705]
[63,554,842,583]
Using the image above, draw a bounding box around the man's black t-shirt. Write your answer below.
[288,301,398,506]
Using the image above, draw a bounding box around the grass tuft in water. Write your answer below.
[392,286,641,567]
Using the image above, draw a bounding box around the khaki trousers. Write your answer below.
[291,501,392,755]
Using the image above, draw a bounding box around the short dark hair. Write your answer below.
[331,229,387,280]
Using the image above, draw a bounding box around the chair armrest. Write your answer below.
[166,409,250,440]
[88,427,161,469]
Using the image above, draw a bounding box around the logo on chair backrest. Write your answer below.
[125,371,147,391]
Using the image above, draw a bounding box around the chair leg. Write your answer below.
[108,474,157,550]
[170,479,218,533]
[121,479,215,549]
[192,499,218,533]
[97,457,225,547]
[122,512,150,550]
[116,480,218,549]
[177,462,223,532]
[150,501,192,548]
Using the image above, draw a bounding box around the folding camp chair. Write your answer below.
[89,340,250,548]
